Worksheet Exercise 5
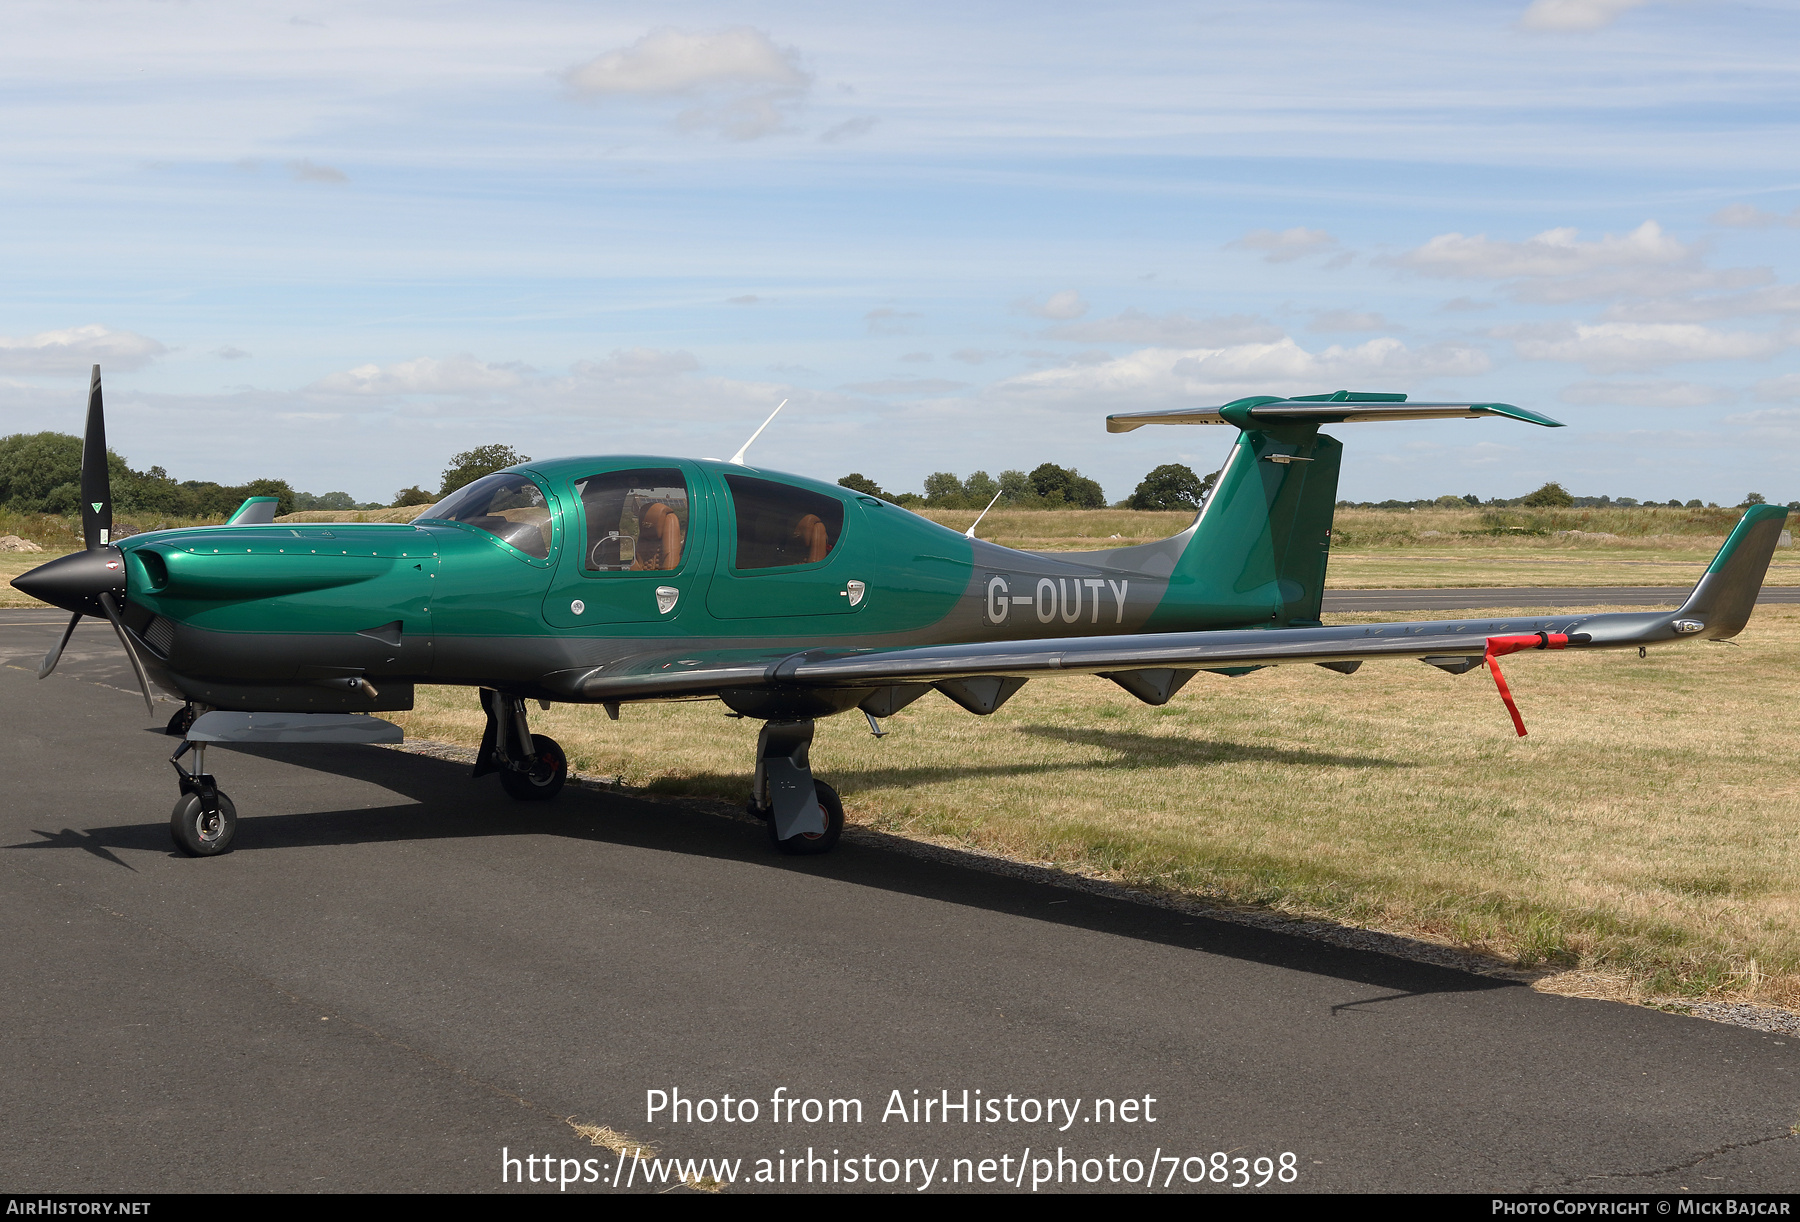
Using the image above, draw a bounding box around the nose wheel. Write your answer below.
[168,739,236,856]
[171,788,237,856]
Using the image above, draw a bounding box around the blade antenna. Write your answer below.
[729,399,787,466]
[97,591,157,716]
[964,489,1004,539]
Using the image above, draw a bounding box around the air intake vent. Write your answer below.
[144,615,175,656]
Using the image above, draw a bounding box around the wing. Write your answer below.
[545,504,1786,710]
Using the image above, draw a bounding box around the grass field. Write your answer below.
[390,604,1800,1008]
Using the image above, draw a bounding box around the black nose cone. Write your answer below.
[11,547,127,616]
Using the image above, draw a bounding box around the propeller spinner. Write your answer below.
[10,365,157,713]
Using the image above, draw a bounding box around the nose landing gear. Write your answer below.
[169,739,237,856]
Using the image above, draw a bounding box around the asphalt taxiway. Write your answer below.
[2,607,1795,1194]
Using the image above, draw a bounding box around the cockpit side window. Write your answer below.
[576,468,690,573]
[723,475,844,570]
[420,472,551,559]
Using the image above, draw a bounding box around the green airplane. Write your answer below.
[14,368,1789,859]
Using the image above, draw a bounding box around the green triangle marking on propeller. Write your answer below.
[91,503,104,513]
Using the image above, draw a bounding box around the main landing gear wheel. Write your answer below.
[500,733,567,801]
[170,790,237,856]
[770,779,844,856]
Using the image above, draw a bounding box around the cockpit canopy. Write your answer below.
[421,472,552,559]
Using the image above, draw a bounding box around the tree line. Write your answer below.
[1338,482,1796,511]
[840,463,1218,512]
[0,431,379,519]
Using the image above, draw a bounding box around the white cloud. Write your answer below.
[839,377,965,396]
[214,346,250,360]
[1014,290,1089,320]
[865,307,921,335]
[993,336,1490,410]
[1519,0,1651,32]
[1711,203,1800,229]
[564,27,809,140]
[1559,379,1735,407]
[1501,322,1791,372]
[1752,374,1800,402]
[312,354,533,395]
[288,159,347,184]
[819,115,877,143]
[1046,310,1282,346]
[1225,227,1337,264]
[1601,284,1800,323]
[1720,406,1800,445]
[1310,310,1390,333]
[566,28,805,95]
[1398,220,1686,281]
[572,348,701,379]
[1395,220,1770,303]
[0,324,166,373]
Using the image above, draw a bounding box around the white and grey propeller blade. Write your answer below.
[97,591,156,716]
[38,612,81,679]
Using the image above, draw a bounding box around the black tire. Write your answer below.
[170,791,237,856]
[769,779,844,856]
[166,705,198,737]
[499,734,567,801]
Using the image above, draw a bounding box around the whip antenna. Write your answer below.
[964,489,1004,539]
[729,399,787,466]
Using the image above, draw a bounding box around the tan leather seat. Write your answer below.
[635,501,684,570]
[793,513,829,563]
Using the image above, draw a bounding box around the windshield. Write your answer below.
[421,472,552,559]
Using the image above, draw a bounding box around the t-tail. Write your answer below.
[1103,392,1565,631]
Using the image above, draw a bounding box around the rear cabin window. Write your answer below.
[421,472,551,559]
[724,475,844,570]
[576,469,689,573]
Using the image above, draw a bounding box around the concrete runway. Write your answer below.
[2,607,1796,1195]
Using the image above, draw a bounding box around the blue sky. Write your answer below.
[2,0,1798,504]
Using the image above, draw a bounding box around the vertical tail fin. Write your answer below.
[1146,421,1339,629]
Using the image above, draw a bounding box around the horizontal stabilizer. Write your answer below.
[1107,392,1562,433]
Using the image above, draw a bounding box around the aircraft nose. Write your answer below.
[10,547,128,616]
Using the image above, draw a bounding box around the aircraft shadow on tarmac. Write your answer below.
[8,737,1509,1004]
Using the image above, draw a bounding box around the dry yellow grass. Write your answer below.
[392,604,1800,1006]
[277,506,431,524]
[0,549,74,608]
